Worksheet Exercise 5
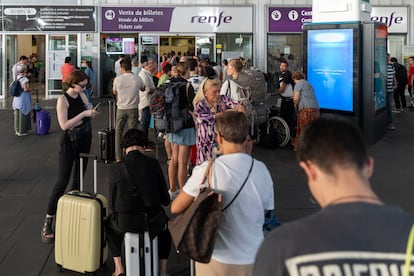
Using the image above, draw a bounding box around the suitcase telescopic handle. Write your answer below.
[79,154,98,194]
[108,100,116,130]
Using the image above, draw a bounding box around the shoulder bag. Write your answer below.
[168,157,254,263]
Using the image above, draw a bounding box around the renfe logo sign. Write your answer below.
[371,6,408,33]
[101,6,252,33]
[268,6,408,34]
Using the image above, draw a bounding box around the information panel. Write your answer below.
[307,28,355,113]
[2,6,96,32]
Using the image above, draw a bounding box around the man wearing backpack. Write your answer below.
[390,57,408,112]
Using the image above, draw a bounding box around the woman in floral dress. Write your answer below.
[192,77,244,164]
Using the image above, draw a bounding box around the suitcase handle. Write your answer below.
[108,100,116,130]
[79,154,98,194]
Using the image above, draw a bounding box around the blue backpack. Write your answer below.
[10,77,23,97]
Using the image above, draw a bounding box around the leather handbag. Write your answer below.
[168,160,222,263]
[169,157,254,263]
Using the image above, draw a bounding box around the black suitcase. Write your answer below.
[98,100,116,163]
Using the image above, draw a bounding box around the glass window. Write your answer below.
[217,33,253,66]
[267,34,303,93]
[100,33,139,97]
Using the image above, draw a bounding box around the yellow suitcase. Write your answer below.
[55,155,108,274]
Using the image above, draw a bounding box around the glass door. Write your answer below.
[46,34,78,99]
[5,35,16,100]
[196,35,215,62]
[139,35,160,70]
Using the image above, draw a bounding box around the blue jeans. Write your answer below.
[140,106,151,142]
[386,92,394,125]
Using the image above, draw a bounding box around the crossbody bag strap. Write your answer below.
[222,157,254,211]
[404,224,414,276]
[200,158,214,189]
[120,162,141,198]
[226,80,231,97]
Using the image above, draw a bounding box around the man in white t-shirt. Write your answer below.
[114,54,125,77]
[172,111,274,276]
[113,58,145,162]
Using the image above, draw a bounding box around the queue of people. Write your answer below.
[35,53,414,276]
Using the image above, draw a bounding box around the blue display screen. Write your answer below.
[307,28,354,112]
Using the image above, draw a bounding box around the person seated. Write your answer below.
[106,129,171,276]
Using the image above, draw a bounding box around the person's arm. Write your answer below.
[193,101,215,124]
[112,77,118,96]
[80,91,93,110]
[278,81,287,95]
[170,191,194,214]
[293,89,300,108]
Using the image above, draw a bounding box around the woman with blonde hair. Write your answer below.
[193,77,244,165]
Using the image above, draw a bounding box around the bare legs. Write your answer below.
[168,143,191,191]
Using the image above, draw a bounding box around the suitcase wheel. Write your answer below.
[57,264,63,272]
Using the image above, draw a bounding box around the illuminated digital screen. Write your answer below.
[307,28,354,113]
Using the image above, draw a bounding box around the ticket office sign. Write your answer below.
[101,6,253,33]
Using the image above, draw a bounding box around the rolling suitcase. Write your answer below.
[32,88,41,123]
[98,100,116,163]
[36,110,51,135]
[125,232,159,276]
[55,154,108,274]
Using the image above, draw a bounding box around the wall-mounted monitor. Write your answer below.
[106,37,136,55]
[304,23,361,114]
[106,37,123,54]
[123,38,135,55]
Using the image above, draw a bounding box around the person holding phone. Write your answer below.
[41,70,101,243]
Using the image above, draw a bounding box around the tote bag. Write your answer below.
[168,160,222,263]
[169,157,254,263]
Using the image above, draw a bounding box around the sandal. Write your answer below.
[41,217,55,243]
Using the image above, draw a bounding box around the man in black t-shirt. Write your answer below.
[277,59,296,138]
[253,117,414,276]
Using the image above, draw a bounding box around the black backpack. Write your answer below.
[395,63,408,86]
[10,77,23,97]
[150,81,189,133]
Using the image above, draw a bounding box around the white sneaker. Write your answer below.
[168,189,180,200]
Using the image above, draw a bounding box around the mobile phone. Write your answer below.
[94,102,102,110]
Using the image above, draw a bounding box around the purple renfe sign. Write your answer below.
[102,7,174,32]
[268,7,312,33]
